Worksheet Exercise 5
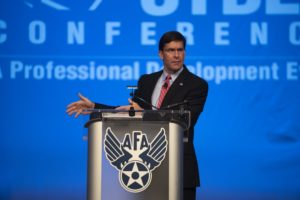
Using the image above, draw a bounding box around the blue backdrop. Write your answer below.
[1,0,300,199]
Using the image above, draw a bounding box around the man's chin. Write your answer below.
[167,65,182,73]
[172,63,183,69]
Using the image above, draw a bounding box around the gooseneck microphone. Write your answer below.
[160,98,203,110]
[127,85,202,111]
[134,95,159,110]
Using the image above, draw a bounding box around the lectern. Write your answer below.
[85,110,190,200]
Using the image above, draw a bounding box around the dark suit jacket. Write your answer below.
[95,65,208,188]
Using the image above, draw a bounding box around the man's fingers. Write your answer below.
[115,106,130,111]
[67,101,79,108]
[128,99,142,110]
[78,93,89,102]
[75,109,82,118]
[66,106,79,115]
[68,109,90,117]
[82,110,92,115]
[66,94,92,118]
[66,104,77,112]
[129,99,139,106]
[66,102,81,112]
[115,106,124,110]
[67,110,77,116]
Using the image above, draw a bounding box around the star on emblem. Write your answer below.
[120,161,151,193]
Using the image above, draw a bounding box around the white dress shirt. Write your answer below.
[151,67,184,109]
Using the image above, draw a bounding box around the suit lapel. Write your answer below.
[145,71,163,104]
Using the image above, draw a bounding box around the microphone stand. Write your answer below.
[127,85,137,117]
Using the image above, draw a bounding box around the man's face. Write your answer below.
[159,41,185,74]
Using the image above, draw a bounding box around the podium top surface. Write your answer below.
[85,109,191,130]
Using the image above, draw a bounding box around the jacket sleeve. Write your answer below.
[94,103,117,110]
[187,78,209,128]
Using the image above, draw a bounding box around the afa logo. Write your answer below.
[24,0,102,11]
[104,127,168,193]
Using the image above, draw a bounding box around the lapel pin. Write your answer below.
[179,83,183,86]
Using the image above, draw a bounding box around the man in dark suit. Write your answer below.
[67,31,208,200]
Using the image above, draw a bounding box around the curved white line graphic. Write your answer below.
[24,1,34,8]
[24,0,102,11]
[89,0,102,11]
[41,0,69,10]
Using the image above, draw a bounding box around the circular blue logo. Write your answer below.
[119,161,152,193]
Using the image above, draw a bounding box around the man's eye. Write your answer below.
[164,48,184,54]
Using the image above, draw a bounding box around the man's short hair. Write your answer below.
[159,31,186,51]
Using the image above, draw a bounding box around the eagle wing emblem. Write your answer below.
[104,128,132,170]
[139,128,168,171]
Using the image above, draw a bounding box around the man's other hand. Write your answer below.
[115,98,143,111]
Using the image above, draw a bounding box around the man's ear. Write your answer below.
[158,50,164,60]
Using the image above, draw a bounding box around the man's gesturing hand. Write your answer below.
[66,93,95,118]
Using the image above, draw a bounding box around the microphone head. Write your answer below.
[127,85,138,90]
[163,83,168,88]
[127,85,138,97]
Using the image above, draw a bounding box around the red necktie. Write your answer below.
[156,75,172,109]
